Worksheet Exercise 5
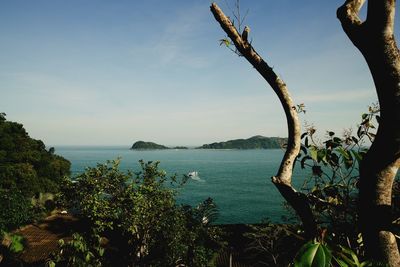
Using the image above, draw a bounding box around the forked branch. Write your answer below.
[210,2,317,238]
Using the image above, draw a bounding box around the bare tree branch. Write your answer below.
[210,2,317,238]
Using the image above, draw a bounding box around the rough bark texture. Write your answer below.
[210,3,317,238]
[338,0,400,265]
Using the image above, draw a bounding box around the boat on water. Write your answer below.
[188,171,199,177]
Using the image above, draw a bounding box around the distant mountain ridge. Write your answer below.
[131,136,287,150]
[197,136,287,149]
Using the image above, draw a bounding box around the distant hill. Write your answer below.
[197,136,287,149]
[131,141,169,150]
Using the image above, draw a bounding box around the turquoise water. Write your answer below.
[55,147,310,224]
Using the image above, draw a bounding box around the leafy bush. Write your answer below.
[297,104,380,247]
[49,233,104,267]
[55,159,222,266]
[0,189,34,231]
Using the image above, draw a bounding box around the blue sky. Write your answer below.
[0,1,398,146]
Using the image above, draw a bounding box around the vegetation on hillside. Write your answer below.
[130,141,169,150]
[198,135,287,149]
[0,113,70,232]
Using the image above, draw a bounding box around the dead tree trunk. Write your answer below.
[337,0,400,265]
[210,3,317,239]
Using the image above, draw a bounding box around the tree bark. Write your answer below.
[210,3,317,239]
[338,0,400,265]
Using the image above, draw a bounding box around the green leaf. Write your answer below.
[337,245,361,265]
[320,244,332,267]
[337,147,350,160]
[294,241,332,267]
[219,38,231,47]
[294,242,319,267]
[350,150,363,166]
[9,234,24,253]
[310,147,318,161]
[362,113,368,120]
[99,247,105,256]
[317,149,328,164]
[85,253,91,262]
[328,131,335,137]
[333,256,349,267]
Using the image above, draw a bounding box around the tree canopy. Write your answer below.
[0,113,71,231]
[0,113,70,197]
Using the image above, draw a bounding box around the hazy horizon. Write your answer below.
[1,1,398,146]
[47,134,288,147]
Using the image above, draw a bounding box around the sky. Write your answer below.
[0,0,398,146]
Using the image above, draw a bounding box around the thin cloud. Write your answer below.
[151,5,210,68]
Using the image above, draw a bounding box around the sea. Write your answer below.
[55,146,311,224]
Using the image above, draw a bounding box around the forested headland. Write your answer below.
[0,113,70,232]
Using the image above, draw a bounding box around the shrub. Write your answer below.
[55,159,222,266]
[0,189,34,232]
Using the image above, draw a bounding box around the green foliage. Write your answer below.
[332,245,376,267]
[0,114,71,198]
[296,103,306,114]
[0,114,71,232]
[294,241,331,267]
[219,38,232,47]
[296,104,380,246]
[49,233,104,267]
[293,241,383,267]
[0,232,25,266]
[8,234,25,254]
[198,135,287,149]
[57,159,222,266]
[0,189,34,231]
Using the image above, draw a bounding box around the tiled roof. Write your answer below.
[16,214,80,264]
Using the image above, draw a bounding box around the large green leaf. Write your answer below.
[294,241,332,267]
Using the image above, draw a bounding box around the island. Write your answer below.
[197,135,287,149]
[131,141,169,150]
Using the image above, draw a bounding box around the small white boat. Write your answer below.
[188,171,199,177]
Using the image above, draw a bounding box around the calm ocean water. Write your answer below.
[55,146,310,224]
